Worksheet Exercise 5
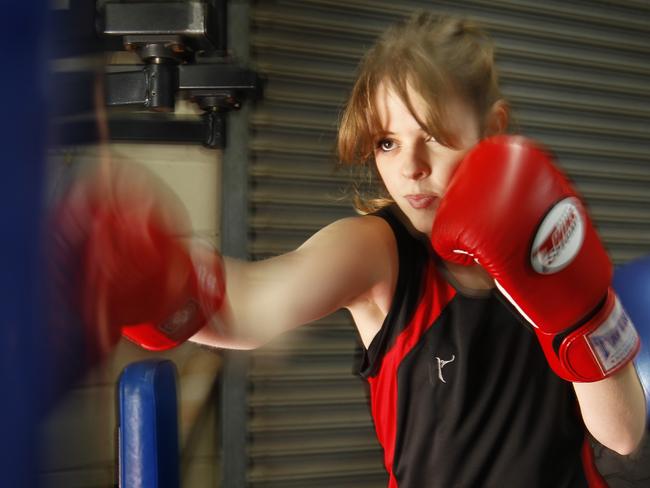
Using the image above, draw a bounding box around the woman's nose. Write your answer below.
[400,143,431,180]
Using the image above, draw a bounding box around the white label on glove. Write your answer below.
[531,197,585,274]
[159,300,199,337]
[587,296,639,373]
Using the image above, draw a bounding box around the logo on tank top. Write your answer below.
[434,354,456,383]
[530,197,585,274]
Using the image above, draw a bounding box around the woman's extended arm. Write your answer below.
[190,215,398,349]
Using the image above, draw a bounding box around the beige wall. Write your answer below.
[40,142,224,487]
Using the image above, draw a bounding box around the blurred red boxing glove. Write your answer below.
[431,135,639,382]
[51,162,225,354]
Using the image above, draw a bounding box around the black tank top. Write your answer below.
[360,206,606,488]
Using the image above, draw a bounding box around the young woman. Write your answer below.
[61,11,646,487]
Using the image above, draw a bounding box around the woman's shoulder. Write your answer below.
[307,212,398,249]
[294,213,400,292]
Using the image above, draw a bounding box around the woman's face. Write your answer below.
[373,82,482,236]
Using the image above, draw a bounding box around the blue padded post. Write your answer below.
[118,359,181,488]
[613,255,650,427]
[0,2,48,486]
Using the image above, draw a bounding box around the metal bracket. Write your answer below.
[50,1,262,149]
[98,1,262,149]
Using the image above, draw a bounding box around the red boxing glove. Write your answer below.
[53,163,225,353]
[431,135,639,382]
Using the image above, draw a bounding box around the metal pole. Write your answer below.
[220,1,252,486]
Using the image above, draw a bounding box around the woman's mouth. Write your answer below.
[405,194,438,210]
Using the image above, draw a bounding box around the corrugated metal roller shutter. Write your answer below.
[244,0,650,486]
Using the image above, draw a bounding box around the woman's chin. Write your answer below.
[411,213,436,237]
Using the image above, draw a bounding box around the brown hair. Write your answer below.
[337,11,504,213]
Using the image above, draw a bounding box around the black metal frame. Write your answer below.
[50,0,261,149]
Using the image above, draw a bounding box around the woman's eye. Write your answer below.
[377,139,396,152]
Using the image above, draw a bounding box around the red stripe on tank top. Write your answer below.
[367,264,456,487]
[581,436,608,487]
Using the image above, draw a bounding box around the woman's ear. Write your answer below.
[484,99,510,136]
